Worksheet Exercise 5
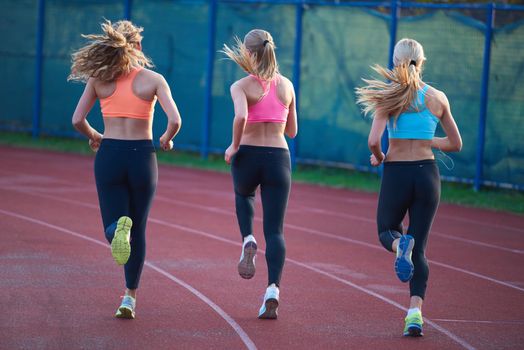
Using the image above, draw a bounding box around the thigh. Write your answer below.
[231,147,260,196]
[127,149,158,229]
[377,165,412,233]
[94,147,130,229]
[260,151,291,232]
[407,163,440,249]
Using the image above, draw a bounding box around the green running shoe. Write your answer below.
[111,216,132,265]
[403,310,424,337]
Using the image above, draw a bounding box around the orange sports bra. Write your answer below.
[100,67,156,120]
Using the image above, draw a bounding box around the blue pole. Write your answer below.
[32,0,45,138]
[202,0,218,159]
[380,0,398,163]
[124,0,132,20]
[290,1,303,168]
[474,3,494,191]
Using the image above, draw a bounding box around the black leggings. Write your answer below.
[231,145,291,287]
[377,160,440,299]
[94,139,158,290]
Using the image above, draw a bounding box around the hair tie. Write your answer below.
[263,40,270,47]
[409,60,417,66]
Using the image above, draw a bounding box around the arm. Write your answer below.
[431,93,462,152]
[285,85,298,138]
[225,82,248,164]
[367,109,388,166]
[156,75,182,151]
[71,78,102,151]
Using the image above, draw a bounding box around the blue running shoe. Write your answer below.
[395,235,414,282]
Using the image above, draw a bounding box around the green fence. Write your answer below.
[0,0,523,190]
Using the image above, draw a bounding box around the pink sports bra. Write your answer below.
[247,75,289,123]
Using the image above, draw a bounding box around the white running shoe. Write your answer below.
[258,284,279,319]
[115,295,136,319]
[238,235,257,279]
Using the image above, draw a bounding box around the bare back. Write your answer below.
[386,84,445,162]
[94,68,160,140]
[237,75,295,149]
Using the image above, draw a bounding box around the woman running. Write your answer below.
[222,29,298,319]
[356,38,462,336]
[69,20,181,319]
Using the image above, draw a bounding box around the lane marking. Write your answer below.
[0,197,474,349]
[0,208,257,350]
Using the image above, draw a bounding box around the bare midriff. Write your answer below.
[102,117,153,140]
[386,139,434,161]
[240,122,288,149]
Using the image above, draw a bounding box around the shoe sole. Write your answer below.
[111,216,132,265]
[258,299,278,319]
[395,235,414,283]
[404,324,423,337]
[238,241,257,279]
[115,306,135,319]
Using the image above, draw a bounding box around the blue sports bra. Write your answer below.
[387,85,439,140]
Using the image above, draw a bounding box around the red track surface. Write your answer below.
[1,146,523,349]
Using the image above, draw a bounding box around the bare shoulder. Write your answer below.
[424,84,449,117]
[278,74,294,89]
[230,77,250,92]
[426,85,448,105]
[141,68,164,82]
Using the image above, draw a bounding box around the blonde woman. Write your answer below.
[69,20,181,319]
[356,38,462,336]
[222,29,298,319]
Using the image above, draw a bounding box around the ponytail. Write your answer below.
[356,38,425,123]
[221,29,279,81]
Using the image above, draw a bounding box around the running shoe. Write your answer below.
[395,234,414,282]
[238,235,257,279]
[403,310,424,337]
[258,284,279,319]
[115,295,136,319]
[111,216,132,265]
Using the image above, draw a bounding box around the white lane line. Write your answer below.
[297,207,524,255]
[6,187,524,294]
[431,319,524,325]
[154,195,524,293]
[0,208,257,350]
[0,192,474,349]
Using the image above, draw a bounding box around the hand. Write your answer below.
[89,133,102,152]
[224,144,239,164]
[159,135,173,151]
[370,152,385,167]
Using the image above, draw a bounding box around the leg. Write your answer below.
[377,164,412,252]
[407,162,440,300]
[124,147,158,292]
[231,147,261,239]
[260,150,291,287]
[94,146,130,243]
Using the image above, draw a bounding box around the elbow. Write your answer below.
[72,117,82,130]
[454,139,463,152]
[286,130,297,139]
[234,114,247,122]
[368,139,380,152]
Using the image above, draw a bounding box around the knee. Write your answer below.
[378,230,402,252]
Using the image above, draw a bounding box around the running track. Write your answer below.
[1,146,523,350]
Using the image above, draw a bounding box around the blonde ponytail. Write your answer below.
[356,38,426,122]
[221,29,279,81]
[68,20,153,83]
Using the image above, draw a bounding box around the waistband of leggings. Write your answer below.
[383,159,436,167]
[100,138,154,149]
[239,145,290,154]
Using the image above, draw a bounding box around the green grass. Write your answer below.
[1,131,523,215]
